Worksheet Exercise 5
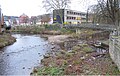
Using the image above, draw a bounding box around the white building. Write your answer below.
[53,9,87,24]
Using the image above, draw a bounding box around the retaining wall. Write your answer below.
[109,34,120,70]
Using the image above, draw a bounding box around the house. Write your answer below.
[4,16,19,25]
[19,13,29,25]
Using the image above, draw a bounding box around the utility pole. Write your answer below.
[118,0,120,35]
[115,0,120,36]
[86,8,89,23]
[0,6,2,33]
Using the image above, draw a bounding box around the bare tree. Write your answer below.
[96,0,118,24]
[42,0,71,24]
[88,4,109,24]
[41,14,51,24]
[81,0,120,35]
[96,0,120,35]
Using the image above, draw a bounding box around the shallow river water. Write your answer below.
[0,34,51,75]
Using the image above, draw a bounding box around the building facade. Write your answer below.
[19,13,29,25]
[4,16,20,25]
[53,9,88,24]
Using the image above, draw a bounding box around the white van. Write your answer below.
[4,21,11,30]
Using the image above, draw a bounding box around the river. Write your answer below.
[0,34,51,75]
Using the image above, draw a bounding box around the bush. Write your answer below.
[44,24,60,30]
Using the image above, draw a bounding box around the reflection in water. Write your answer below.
[0,34,51,75]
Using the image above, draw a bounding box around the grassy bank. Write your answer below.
[0,34,16,48]
[12,24,75,35]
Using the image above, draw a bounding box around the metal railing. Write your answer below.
[64,24,115,31]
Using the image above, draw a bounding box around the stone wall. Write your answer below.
[109,34,120,70]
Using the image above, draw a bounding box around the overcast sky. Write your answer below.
[0,0,97,17]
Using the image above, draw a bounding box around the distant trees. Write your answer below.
[97,0,119,25]
[41,14,51,24]
[42,0,71,24]
[42,0,71,11]
[88,0,120,25]
[87,0,120,35]
[30,16,37,25]
[87,4,108,24]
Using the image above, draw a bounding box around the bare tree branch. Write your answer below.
[42,0,71,24]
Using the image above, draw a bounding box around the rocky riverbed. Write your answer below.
[31,33,120,75]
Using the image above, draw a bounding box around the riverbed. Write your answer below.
[0,34,51,75]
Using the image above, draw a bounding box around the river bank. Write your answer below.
[0,33,16,48]
[11,26,120,75]
[31,30,120,75]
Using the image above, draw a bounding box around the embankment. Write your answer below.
[0,34,16,48]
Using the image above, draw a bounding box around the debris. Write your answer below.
[23,67,25,69]
[91,57,96,60]
[81,56,85,60]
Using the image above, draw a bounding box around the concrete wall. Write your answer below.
[109,34,120,70]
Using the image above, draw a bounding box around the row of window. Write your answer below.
[67,11,86,16]
[64,21,81,24]
[66,16,82,20]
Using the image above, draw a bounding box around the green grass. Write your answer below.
[37,66,64,75]
[83,46,93,53]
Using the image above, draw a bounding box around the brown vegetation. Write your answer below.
[0,34,16,48]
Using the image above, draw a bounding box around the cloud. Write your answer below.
[71,0,97,12]
[0,0,44,16]
[0,0,97,16]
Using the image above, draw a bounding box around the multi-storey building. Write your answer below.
[53,9,87,24]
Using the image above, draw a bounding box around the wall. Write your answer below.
[109,34,120,70]
[53,9,64,24]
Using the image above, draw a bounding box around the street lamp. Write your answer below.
[0,5,2,32]
[118,0,120,8]
[115,0,120,36]
[118,0,120,35]
[86,8,89,23]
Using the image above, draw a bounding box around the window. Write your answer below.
[81,18,86,20]
[73,12,75,15]
[67,11,69,14]
[74,17,76,20]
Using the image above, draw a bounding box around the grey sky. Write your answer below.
[0,0,97,17]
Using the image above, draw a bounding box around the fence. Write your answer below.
[65,24,115,31]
